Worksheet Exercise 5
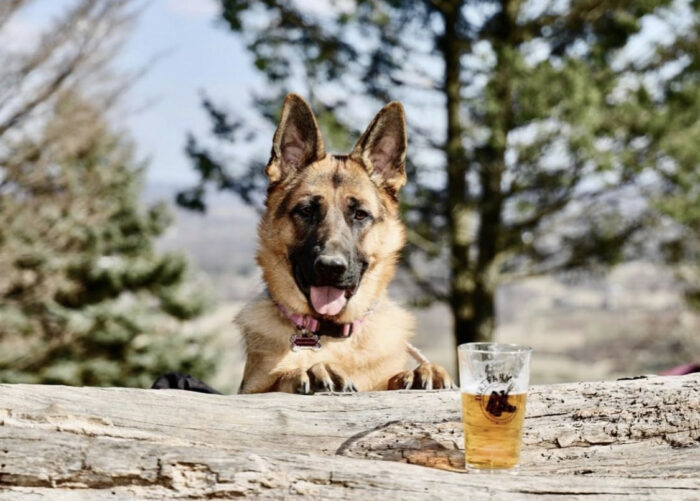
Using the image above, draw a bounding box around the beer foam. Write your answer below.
[458,350,530,394]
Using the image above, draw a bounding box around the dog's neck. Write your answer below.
[275,302,371,338]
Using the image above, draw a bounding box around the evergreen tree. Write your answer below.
[182,0,699,346]
[0,93,217,386]
[0,1,217,386]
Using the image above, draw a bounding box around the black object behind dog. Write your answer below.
[151,372,221,394]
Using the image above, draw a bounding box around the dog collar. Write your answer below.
[275,302,373,351]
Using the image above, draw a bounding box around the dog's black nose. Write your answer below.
[314,254,348,279]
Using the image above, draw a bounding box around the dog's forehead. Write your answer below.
[298,155,380,206]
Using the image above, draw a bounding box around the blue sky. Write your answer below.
[7,0,260,187]
[117,0,260,187]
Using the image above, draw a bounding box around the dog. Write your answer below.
[235,94,454,394]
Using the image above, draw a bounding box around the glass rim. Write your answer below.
[458,342,532,354]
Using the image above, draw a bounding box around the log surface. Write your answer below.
[0,374,698,499]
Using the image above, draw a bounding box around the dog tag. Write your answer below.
[290,330,321,351]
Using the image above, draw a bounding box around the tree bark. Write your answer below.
[445,0,522,345]
[0,375,697,499]
[470,0,517,342]
[439,1,487,347]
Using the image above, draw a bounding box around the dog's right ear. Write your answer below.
[266,93,326,183]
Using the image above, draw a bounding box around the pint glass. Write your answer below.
[458,343,532,470]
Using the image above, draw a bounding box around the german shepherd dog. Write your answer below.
[235,94,454,394]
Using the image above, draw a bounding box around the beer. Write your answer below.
[458,342,531,470]
[461,391,527,469]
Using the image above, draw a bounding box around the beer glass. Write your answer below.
[458,343,532,470]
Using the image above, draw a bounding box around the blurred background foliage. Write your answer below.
[0,0,217,386]
[0,0,697,389]
[181,0,699,348]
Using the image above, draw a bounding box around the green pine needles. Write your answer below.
[0,94,218,387]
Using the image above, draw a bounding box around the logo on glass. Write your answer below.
[477,381,518,423]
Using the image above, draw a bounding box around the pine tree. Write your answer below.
[182,0,699,346]
[0,1,217,386]
[0,92,217,386]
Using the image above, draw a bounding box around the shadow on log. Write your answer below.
[0,374,698,499]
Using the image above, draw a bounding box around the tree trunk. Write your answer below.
[447,0,518,346]
[470,0,517,343]
[0,375,697,498]
[440,2,490,348]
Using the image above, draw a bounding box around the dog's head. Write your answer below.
[257,94,407,322]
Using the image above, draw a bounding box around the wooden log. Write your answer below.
[0,374,698,499]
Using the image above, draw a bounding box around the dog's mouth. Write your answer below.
[308,285,357,316]
[293,267,363,317]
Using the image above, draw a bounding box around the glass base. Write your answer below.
[465,463,520,474]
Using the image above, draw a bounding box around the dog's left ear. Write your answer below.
[266,93,326,183]
[350,102,407,194]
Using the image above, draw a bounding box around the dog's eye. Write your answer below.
[297,206,313,218]
[354,209,369,221]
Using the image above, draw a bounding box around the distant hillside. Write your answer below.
[145,183,262,300]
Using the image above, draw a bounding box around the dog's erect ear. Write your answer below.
[266,93,325,183]
[350,102,407,194]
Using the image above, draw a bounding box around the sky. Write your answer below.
[3,0,688,192]
[117,0,261,187]
[4,0,261,188]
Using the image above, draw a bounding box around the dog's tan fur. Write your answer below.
[237,94,453,394]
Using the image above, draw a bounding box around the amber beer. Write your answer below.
[458,343,532,471]
[461,392,527,469]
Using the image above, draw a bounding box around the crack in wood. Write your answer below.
[0,376,698,498]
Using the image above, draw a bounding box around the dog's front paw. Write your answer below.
[387,363,456,390]
[308,363,357,393]
[277,364,357,394]
[277,368,312,394]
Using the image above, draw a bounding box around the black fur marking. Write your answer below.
[274,190,293,219]
[288,195,367,301]
[332,169,345,188]
[151,372,221,394]
[273,176,306,220]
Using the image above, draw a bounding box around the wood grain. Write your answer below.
[0,374,698,499]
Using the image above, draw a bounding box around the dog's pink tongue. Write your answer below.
[310,286,347,316]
